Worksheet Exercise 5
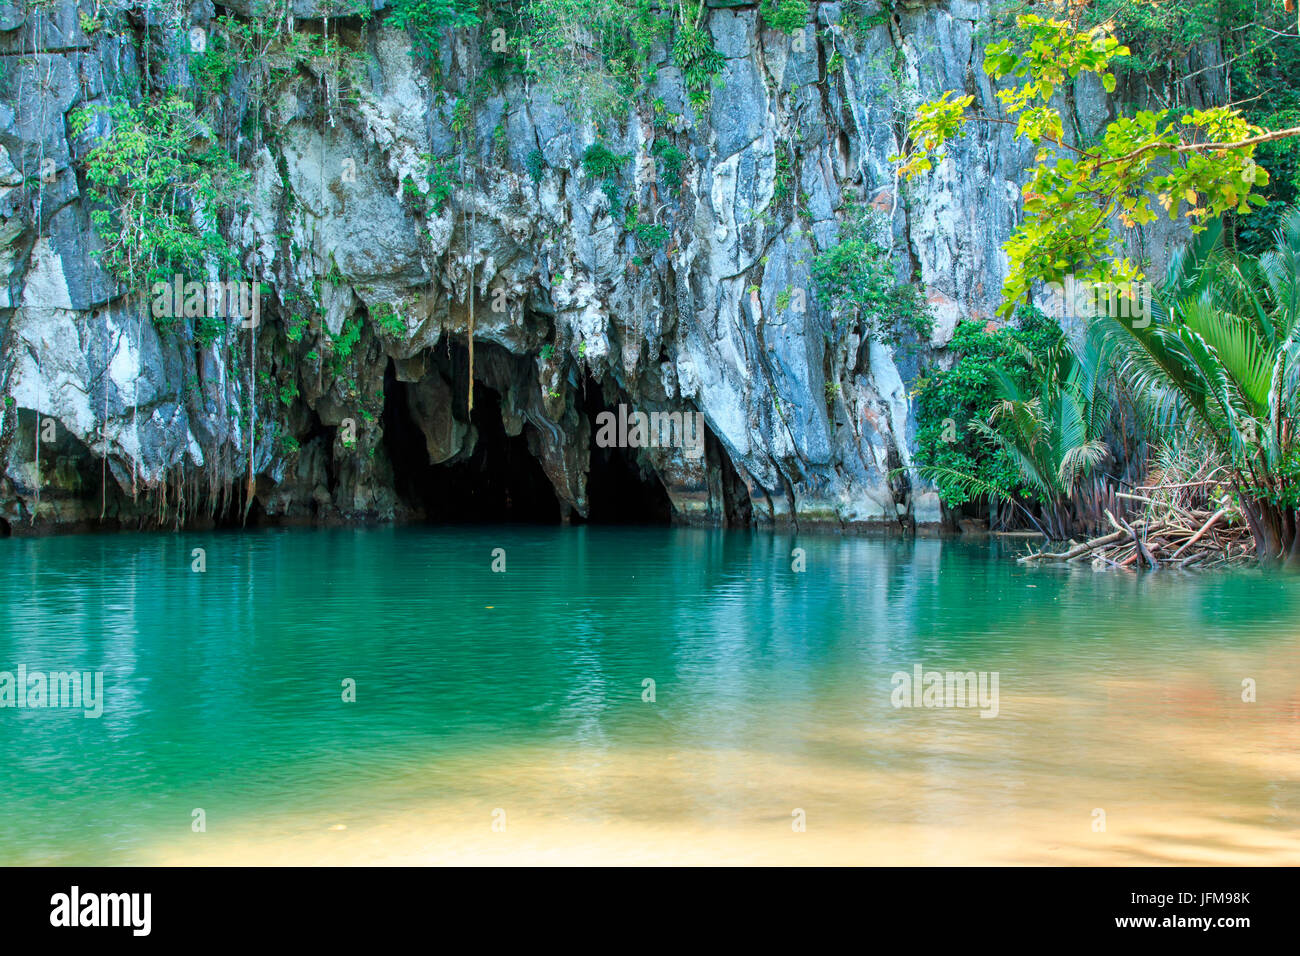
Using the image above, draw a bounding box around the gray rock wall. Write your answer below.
[0,1,1220,532]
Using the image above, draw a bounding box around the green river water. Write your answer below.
[1,527,1297,865]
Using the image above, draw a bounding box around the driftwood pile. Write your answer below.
[1018,480,1255,570]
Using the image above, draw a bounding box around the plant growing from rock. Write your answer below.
[651,138,686,191]
[387,0,480,61]
[582,141,627,207]
[515,0,667,119]
[71,95,247,311]
[812,205,932,343]
[672,0,725,111]
[760,0,810,35]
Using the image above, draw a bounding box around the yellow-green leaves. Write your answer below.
[982,16,1127,101]
[895,16,1283,319]
[893,92,973,179]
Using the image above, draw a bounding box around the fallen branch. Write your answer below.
[1170,507,1229,559]
[1018,529,1127,562]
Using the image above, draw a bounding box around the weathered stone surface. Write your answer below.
[0,1,1223,532]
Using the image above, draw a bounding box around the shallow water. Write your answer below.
[0,526,1297,865]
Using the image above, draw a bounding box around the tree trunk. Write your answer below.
[1242,498,1296,564]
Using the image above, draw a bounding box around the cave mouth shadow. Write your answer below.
[380,356,676,527]
[574,374,674,526]
[382,360,561,524]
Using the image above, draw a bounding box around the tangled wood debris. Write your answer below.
[1018,479,1255,570]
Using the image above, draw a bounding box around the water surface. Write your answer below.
[1,527,1297,865]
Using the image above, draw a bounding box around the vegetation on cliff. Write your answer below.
[903,7,1300,563]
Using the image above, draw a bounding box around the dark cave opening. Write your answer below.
[382,360,561,524]
[577,375,674,526]
[379,357,677,526]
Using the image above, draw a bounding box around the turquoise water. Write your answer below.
[1,527,1298,865]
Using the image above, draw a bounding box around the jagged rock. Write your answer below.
[0,1,1218,532]
[406,368,467,465]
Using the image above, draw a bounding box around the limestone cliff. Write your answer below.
[0,1,1217,532]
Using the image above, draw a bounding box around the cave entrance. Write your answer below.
[578,374,674,526]
[382,360,561,524]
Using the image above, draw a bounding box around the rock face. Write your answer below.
[0,1,1219,534]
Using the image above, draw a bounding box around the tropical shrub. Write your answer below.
[949,333,1113,539]
[70,96,246,302]
[912,309,1119,537]
[387,0,480,60]
[812,206,933,343]
[914,311,1061,508]
[1101,208,1300,563]
[760,0,809,35]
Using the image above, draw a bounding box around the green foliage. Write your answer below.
[190,30,237,100]
[672,4,725,111]
[278,380,300,408]
[772,147,793,205]
[525,148,546,184]
[841,0,891,37]
[371,302,408,337]
[285,311,311,344]
[70,96,246,305]
[329,317,364,376]
[913,310,1062,510]
[1055,0,1298,121]
[492,118,510,163]
[582,141,625,179]
[975,335,1114,538]
[651,138,686,192]
[188,13,362,111]
[583,141,627,206]
[1241,104,1300,250]
[195,313,227,348]
[1100,209,1300,559]
[760,0,809,35]
[404,154,457,216]
[426,156,457,214]
[387,0,480,60]
[898,15,1279,317]
[517,0,668,118]
[812,207,933,342]
[635,222,670,248]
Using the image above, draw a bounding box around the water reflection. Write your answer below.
[0,526,1296,864]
